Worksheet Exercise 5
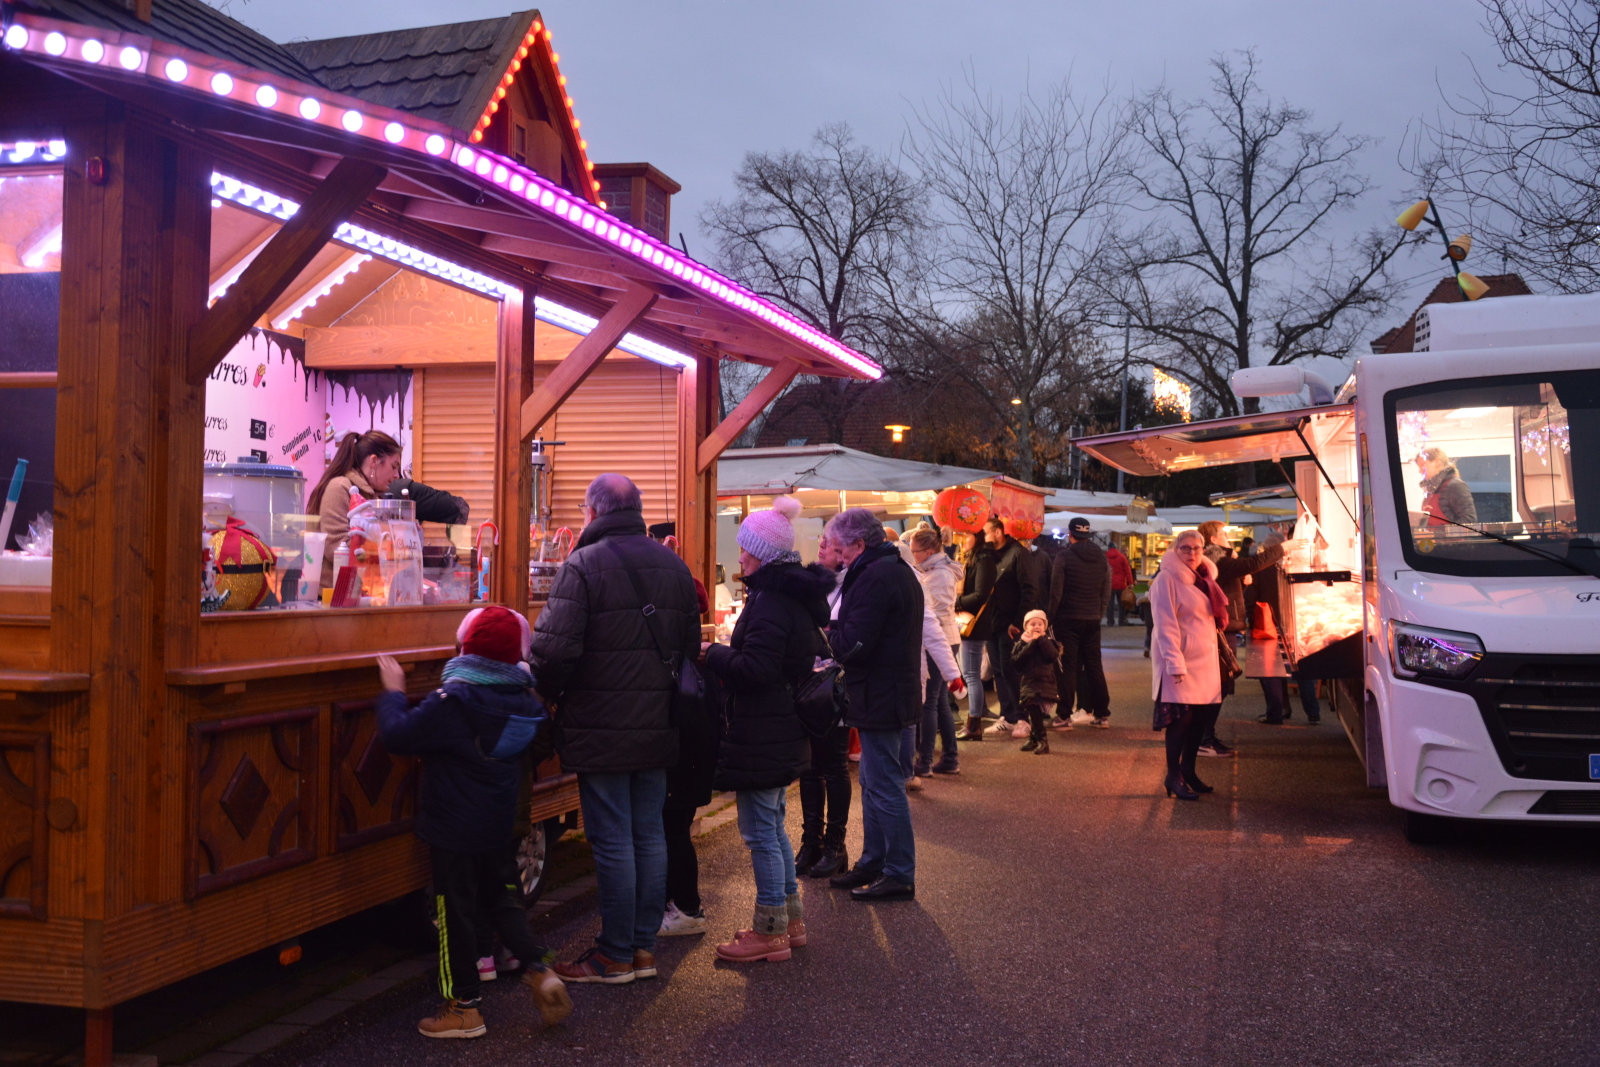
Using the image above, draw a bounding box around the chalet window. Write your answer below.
[200,184,499,613]
[512,121,529,165]
[0,142,63,597]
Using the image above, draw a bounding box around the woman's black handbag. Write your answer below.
[793,626,847,737]
[793,662,845,738]
[1217,630,1244,682]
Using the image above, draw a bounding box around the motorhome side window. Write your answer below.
[1388,372,1600,576]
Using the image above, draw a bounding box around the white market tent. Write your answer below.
[1044,511,1173,536]
[717,443,1018,518]
[1041,487,1138,515]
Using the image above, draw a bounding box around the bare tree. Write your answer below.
[701,124,922,444]
[1415,0,1600,293]
[1113,51,1408,419]
[888,72,1129,484]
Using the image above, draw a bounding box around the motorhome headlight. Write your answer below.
[1389,622,1484,680]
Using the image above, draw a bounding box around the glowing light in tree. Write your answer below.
[1152,369,1192,423]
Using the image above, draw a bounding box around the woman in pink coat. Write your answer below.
[1149,530,1227,801]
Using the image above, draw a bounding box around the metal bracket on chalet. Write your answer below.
[185,158,387,385]
[520,282,659,439]
[696,361,800,473]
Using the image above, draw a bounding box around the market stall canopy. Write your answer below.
[1072,405,1353,477]
[1040,487,1136,515]
[718,444,998,497]
[716,444,1047,522]
[1044,512,1172,536]
[0,1,882,384]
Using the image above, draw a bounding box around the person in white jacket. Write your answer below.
[909,527,965,775]
[1149,530,1225,801]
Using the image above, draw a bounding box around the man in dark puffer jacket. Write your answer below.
[1047,517,1114,727]
[826,508,925,902]
[530,474,699,986]
[701,495,833,962]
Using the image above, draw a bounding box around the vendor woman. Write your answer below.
[307,430,471,587]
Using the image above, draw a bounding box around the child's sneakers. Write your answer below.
[475,956,496,982]
[418,998,486,1039]
[522,969,573,1027]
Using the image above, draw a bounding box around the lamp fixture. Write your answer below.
[1395,197,1486,301]
[885,424,909,444]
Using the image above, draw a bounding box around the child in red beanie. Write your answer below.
[376,606,569,1039]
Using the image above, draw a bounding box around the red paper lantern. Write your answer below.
[933,486,990,533]
[1004,514,1044,541]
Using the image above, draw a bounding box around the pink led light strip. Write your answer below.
[0,12,882,380]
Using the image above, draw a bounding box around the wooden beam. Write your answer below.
[185,157,385,384]
[520,283,658,438]
[696,361,801,472]
[493,286,537,613]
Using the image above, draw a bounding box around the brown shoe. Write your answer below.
[552,947,634,985]
[956,716,984,741]
[632,949,657,979]
[417,999,486,1039]
[714,929,791,963]
[522,970,573,1027]
[786,916,807,947]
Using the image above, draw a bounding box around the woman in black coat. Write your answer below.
[700,496,833,963]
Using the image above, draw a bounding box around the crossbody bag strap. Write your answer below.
[602,540,678,678]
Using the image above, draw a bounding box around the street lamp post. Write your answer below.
[1117,321,1129,495]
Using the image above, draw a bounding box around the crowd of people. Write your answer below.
[373,471,1309,1039]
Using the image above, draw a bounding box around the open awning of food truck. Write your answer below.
[1072,404,1353,477]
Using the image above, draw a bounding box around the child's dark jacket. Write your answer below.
[377,679,546,853]
[1011,634,1062,705]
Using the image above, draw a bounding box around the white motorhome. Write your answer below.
[1075,293,1600,840]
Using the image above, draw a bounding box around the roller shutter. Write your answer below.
[543,359,678,533]
[413,366,496,541]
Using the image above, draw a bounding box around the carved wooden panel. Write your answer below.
[187,708,317,898]
[0,731,49,919]
[331,700,417,853]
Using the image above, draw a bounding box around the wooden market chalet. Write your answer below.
[0,0,880,1058]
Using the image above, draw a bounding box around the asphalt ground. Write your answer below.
[11,625,1600,1065]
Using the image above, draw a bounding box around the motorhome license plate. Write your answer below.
[1591,754,1600,780]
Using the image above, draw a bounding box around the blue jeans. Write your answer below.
[918,649,959,766]
[985,630,1022,723]
[736,788,798,908]
[899,723,917,778]
[856,727,915,882]
[577,769,668,961]
[959,639,987,719]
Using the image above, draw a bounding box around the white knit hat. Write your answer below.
[737,495,802,563]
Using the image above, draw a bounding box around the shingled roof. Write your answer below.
[1369,272,1533,354]
[282,11,535,133]
[8,0,324,84]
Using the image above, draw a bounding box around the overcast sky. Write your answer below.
[216,0,1507,351]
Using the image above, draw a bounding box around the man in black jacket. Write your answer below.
[1048,517,1113,726]
[530,474,699,985]
[824,508,923,901]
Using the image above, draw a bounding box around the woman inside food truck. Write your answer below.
[1415,446,1477,528]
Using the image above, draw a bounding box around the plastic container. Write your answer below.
[202,459,307,557]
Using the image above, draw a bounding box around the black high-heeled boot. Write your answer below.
[1164,773,1199,801]
[793,838,822,876]
[1182,771,1214,794]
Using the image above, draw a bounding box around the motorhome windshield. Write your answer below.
[1387,371,1600,578]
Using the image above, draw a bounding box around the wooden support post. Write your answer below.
[493,285,536,613]
[519,283,657,437]
[676,354,719,607]
[85,1007,113,1067]
[185,157,386,384]
[696,361,800,472]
